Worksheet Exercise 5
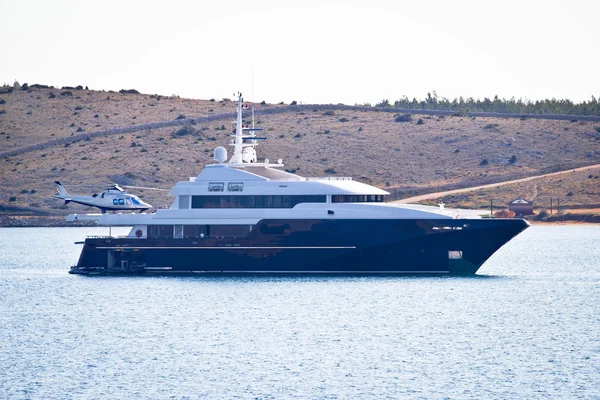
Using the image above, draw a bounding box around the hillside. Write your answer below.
[1,85,600,219]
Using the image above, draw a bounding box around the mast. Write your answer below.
[226,92,280,167]
[229,93,244,164]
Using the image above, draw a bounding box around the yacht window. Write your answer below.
[208,182,224,192]
[183,225,208,238]
[211,225,251,237]
[179,195,189,209]
[174,225,183,238]
[190,195,326,209]
[332,195,384,203]
[449,251,463,260]
[228,182,244,192]
[148,225,174,238]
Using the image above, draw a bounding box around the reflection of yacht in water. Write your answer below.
[68,94,528,275]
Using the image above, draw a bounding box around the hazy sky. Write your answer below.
[1,0,598,105]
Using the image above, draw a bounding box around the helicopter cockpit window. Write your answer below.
[126,198,132,205]
[131,197,141,205]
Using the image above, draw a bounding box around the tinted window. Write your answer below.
[191,195,326,209]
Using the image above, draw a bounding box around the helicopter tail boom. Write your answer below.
[54,181,70,199]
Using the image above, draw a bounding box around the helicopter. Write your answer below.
[53,181,153,213]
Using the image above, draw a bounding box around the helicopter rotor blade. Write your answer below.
[122,185,169,192]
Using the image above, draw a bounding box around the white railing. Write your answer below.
[306,177,353,181]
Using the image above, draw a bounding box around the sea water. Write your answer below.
[0,226,599,399]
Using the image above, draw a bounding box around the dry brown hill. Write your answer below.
[1,85,599,218]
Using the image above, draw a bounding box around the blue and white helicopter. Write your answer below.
[53,181,154,213]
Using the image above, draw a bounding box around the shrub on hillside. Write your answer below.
[172,125,195,137]
[509,155,517,164]
[394,113,412,123]
[480,158,489,166]
[535,209,549,220]
[61,91,73,96]
[120,89,140,94]
[494,210,516,218]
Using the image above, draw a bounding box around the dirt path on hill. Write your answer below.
[392,164,600,204]
[2,103,600,159]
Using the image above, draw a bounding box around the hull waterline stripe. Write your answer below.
[151,270,450,274]
[96,246,357,250]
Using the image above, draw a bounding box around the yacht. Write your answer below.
[68,94,528,275]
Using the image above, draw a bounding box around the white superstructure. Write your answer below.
[67,94,458,235]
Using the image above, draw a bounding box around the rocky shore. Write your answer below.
[0,215,96,227]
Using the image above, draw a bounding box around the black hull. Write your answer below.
[70,218,528,275]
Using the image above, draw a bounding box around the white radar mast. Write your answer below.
[226,93,282,167]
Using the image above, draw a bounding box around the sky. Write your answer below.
[1,0,598,105]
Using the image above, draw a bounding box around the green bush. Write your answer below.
[173,125,195,137]
[9,196,17,202]
[394,114,412,122]
[480,158,489,166]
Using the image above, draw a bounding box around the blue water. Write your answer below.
[1,226,599,399]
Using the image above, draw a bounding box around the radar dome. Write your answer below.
[214,147,227,163]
